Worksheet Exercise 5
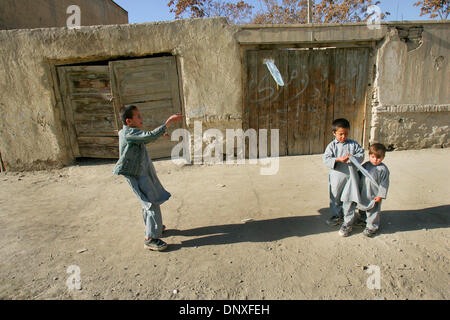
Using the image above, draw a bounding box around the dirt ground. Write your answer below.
[0,148,449,300]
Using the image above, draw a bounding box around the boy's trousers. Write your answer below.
[125,175,164,240]
[342,201,357,226]
[328,172,349,217]
[359,202,382,231]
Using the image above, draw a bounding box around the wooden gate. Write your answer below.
[57,56,182,159]
[244,47,370,156]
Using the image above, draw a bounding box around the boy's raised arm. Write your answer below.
[165,114,183,127]
[125,114,183,144]
[124,125,167,144]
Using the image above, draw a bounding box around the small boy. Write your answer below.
[358,143,390,237]
[322,118,365,235]
[113,105,183,251]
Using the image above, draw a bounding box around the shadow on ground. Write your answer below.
[71,157,172,167]
[319,204,450,235]
[72,158,117,167]
[163,205,449,251]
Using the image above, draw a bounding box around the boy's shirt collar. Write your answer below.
[123,125,140,130]
[368,162,384,167]
[334,138,349,144]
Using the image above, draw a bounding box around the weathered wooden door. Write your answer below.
[109,57,183,159]
[58,56,183,159]
[244,47,370,156]
[57,66,119,158]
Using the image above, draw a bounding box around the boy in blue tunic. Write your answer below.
[113,105,183,251]
[322,118,365,236]
[357,143,390,237]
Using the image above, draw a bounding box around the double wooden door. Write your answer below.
[57,56,182,159]
[244,47,370,156]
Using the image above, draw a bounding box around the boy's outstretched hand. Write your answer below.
[165,114,183,127]
[374,197,382,203]
[163,114,184,136]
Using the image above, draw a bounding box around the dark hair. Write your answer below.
[332,118,350,132]
[369,143,387,158]
[120,105,137,125]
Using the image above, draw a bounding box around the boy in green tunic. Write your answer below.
[113,105,183,251]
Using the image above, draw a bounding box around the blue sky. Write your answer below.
[113,0,434,24]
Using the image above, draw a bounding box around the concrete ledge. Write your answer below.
[374,104,450,113]
[236,24,388,44]
[236,21,450,45]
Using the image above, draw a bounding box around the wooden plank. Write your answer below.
[296,49,308,155]
[309,49,329,154]
[50,64,75,160]
[277,50,288,156]
[333,48,369,145]
[305,50,314,154]
[109,62,124,132]
[246,50,259,158]
[258,50,273,156]
[324,49,336,149]
[363,48,376,149]
[73,120,116,136]
[355,48,370,144]
[333,49,347,125]
[246,50,258,129]
[348,48,359,142]
[77,136,118,145]
[77,136,119,158]
[71,98,117,115]
[344,48,357,140]
[167,57,183,134]
[57,67,81,157]
[286,50,295,155]
[241,48,250,133]
[266,50,287,156]
[287,49,310,155]
[77,146,119,158]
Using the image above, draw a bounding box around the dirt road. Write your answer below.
[0,148,449,299]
